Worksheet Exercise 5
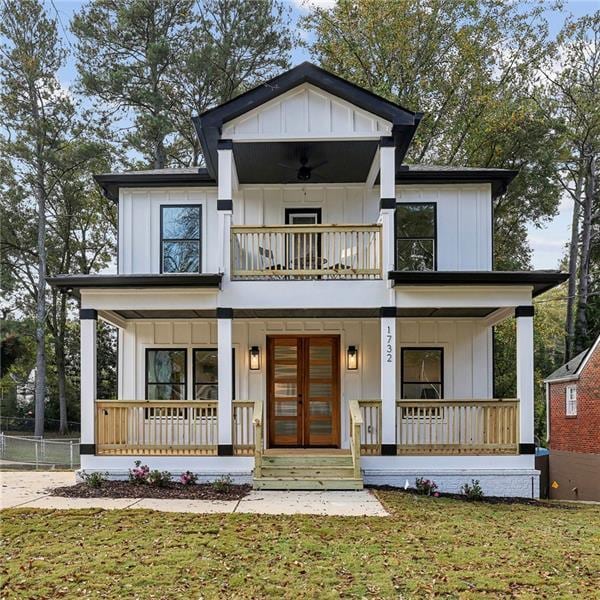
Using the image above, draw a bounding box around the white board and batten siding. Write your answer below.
[221,83,392,141]
[117,183,492,275]
[119,317,493,446]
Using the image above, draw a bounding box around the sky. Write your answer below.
[47,0,600,270]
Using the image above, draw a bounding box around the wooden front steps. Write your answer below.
[253,450,363,490]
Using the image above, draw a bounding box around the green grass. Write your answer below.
[1,491,599,599]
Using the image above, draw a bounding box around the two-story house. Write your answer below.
[50,63,567,496]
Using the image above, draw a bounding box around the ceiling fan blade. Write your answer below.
[308,160,328,170]
[277,162,298,170]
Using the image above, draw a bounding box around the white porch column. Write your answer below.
[380,308,397,454]
[217,139,235,278]
[79,309,97,454]
[379,136,396,291]
[217,309,233,455]
[515,305,535,453]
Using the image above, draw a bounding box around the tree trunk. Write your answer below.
[565,164,584,360]
[56,291,68,435]
[574,152,595,352]
[34,168,46,437]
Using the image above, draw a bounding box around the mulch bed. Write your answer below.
[51,481,252,501]
[369,485,578,509]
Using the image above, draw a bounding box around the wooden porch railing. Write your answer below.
[232,401,254,456]
[95,400,218,455]
[230,224,382,280]
[358,400,382,455]
[348,400,363,479]
[396,399,519,455]
[253,399,264,478]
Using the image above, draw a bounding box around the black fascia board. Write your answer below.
[388,270,569,297]
[94,170,217,202]
[48,273,223,297]
[193,62,421,179]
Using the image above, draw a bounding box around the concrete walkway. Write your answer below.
[0,471,388,516]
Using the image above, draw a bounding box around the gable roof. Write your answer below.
[193,61,423,179]
[544,335,600,383]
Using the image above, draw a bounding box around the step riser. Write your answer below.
[262,457,353,467]
[254,479,363,491]
[260,467,356,478]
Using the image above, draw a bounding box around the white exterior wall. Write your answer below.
[118,183,492,275]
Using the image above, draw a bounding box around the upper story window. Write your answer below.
[161,205,201,273]
[395,203,436,271]
[565,385,577,416]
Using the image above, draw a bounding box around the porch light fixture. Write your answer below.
[347,345,358,370]
[249,346,261,370]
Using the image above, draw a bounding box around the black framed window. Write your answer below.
[401,348,443,399]
[161,205,201,273]
[395,203,436,271]
[193,348,235,400]
[146,349,187,400]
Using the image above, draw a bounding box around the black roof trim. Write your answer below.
[48,273,222,296]
[388,270,568,297]
[395,165,519,198]
[94,169,216,202]
[193,62,423,178]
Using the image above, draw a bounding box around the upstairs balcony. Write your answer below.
[230,224,382,280]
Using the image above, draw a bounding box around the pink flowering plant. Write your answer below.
[415,477,439,497]
[180,471,198,486]
[128,461,150,484]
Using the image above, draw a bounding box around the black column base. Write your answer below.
[381,444,397,456]
[519,443,536,455]
[79,444,96,455]
[218,444,234,456]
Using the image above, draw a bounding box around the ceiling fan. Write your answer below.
[278,155,328,181]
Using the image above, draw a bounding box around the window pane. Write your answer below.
[147,383,185,401]
[195,383,218,400]
[402,383,442,400]
[163,240,200,273]
[402,349,442,383]
[395,204,435,238]
[194,350,218,383]
[395,239,434,271]
[162,206,200,239]
[147,350,186,384]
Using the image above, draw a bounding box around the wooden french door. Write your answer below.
[267,335,340,448]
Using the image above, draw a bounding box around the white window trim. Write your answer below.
[565,385,577,417]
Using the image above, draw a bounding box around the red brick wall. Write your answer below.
[549,346,600,454]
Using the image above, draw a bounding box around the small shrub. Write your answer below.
[147,469,172,487]
[461,479,484,501]
[415,477,439,496]
[211,475,233,493]
[180,471,198,486]
[81,470,107,488]
[128,460,150,484]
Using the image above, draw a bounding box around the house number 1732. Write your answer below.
[386,325,393,363]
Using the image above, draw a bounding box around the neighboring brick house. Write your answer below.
[545,335,600,501]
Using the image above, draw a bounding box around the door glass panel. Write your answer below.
[274,363,296,378]
[310,421,332,435]
[309,382,332,397]
[309,401,331,416]
[274,401,297,417]
[309,362,332,378]
[274,344,297,360]
[309,345,332,361]
[275,421,297,436]
[274,382,297,398]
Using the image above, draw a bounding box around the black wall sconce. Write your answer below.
[347,345,358,370]
[249,346,261,370]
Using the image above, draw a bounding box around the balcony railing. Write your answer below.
[230,224,382,280]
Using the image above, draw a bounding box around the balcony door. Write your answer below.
[285,208,322,271]
[267,335,340,448]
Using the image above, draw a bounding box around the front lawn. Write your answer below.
[1,491,598,598]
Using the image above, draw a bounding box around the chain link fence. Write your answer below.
[0,433,80,468]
